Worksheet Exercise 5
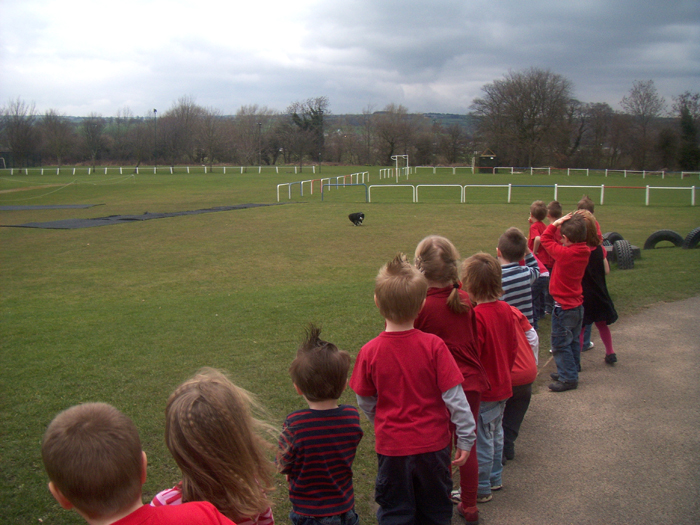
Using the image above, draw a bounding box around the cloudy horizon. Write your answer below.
[1,0,698,118]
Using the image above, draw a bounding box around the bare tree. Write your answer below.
[41,109,75,167]
[1,97,40,168]
[360,104,376,164]
[620,80,666,169]
[233,105,277,165]
[197,107,228,169]
[472,68,574,166]
[160,95,203,165]
[674,91,700,170]
[80,113,106,170]
[108,107,136,162]
[374,104,415,165]
[288,97,330,163]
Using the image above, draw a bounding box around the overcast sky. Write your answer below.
[1,0,698,117]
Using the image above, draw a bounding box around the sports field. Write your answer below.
[1,166,699,524]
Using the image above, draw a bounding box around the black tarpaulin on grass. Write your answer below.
[2,203,286,229]
[0,204,102,211]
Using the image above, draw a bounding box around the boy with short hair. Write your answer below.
[41,403,234,525]
[497,227,539,324]
[543,200,564,315]
[541,213,591,392]
[528,200,552,327]
[461,253,519,505]
[350,254,475,525]
[278,324,363,525]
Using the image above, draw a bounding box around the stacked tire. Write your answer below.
[642,227,700,250]
[603,232,637,270]
[682,227,700,249]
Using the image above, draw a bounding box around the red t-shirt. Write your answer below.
[115,502,235,525]
[413,286,489,393]
[541,224,591,309]
[528,221,553,268]
[349,329,464,456]
[509,306,538,387]
[473,301,519,402]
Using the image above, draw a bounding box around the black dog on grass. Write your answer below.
[349,212,364,226]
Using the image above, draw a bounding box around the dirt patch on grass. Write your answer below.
[0,184,65,194]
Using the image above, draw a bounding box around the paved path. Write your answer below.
[457,296,700,525]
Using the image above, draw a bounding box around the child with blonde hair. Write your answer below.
[152,368,276,525]
[413,235,487,524]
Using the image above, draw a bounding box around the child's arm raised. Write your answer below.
[442,385,476,466]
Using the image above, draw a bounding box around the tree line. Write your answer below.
[2,68,699,171]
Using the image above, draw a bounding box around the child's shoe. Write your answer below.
[456,503,479,524]
[549,380,578,392]
[450,488,461,503]
[476,493,492,503]
[605,353,617,365]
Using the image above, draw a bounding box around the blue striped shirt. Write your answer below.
[501,253,540,324]
[278,405,363,517]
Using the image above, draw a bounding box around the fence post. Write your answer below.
[692,186,696,206]
[554,184,558,201]
[645,185,650,206]
[600,185,605,205]
[508,183,512,203]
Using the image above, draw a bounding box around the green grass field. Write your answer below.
[1,166,699,524]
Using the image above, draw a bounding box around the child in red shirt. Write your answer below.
[502,305,539,461]
[540,212,591,391]
[413,236,488,524]
[461,253,518,505]
[528,200,552,327]
[350,254,476,525]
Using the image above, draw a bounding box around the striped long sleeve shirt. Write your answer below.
[501,252,540,324]
[278,405,363,517]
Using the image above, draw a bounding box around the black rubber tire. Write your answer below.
[614,239,634,269]
[643,230,684,249]
[603,232,625,244]
[682,227,700,249]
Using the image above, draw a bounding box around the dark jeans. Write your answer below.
[502,383,533,458]
[375,446,452,525]
[290,509,359,525]
[543,266,554,314]
[551,305,583,383]
[531,275,550,329]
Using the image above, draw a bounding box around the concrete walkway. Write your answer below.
[459,296,700,525]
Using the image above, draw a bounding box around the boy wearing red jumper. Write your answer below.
[350,254,476,525]
[461,253,518,504]
[540,212,591,392]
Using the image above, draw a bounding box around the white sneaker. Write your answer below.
[450,488,461,503]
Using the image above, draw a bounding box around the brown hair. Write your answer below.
[547,200,563,219]
[460,253,503,303]
[290,324,351,402]
[498,227,527,263]
[577,194,595,213]
[530,200,547,221]
[375,253,428,324]
[414,235,469,314]
[41,403,143,519]
[576,210,601,247]
[165,368,275,522]
[560,214,587,244]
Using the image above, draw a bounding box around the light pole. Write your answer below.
[153,109,157,171]
[257,122,262,167]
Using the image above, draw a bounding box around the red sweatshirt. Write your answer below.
[540,224,591,309]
